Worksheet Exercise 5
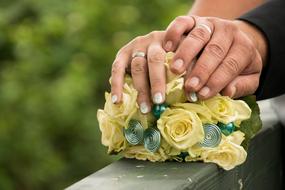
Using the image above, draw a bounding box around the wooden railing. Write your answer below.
[66,100,284,190]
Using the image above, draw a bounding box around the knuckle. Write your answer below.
[131,60,146,75]
[137,88,148,97]
[168,28,182,40]
[208,76,224,88]
[224,21,236,32]
[223,57,240,74]
[205,43,226,59]
[151,77,163,89]
[148,53,164,64]
[116,47,127,58]
[206,17,217,23]
[193,63,210,81]
[112,61,124,75]
[175,16,187,23]
[133,36,145,44]
[148,30,161,38]
[168,23,180,33]
[189,27,209,43]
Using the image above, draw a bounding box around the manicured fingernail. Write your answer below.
[153,92,163,104]
[188,92,198,102]
[140,102,149,114]
[111,95,118,103]
[171,59,184,70]
[199,87,210,97]
[165,41,173,51]
[187,77,199,88]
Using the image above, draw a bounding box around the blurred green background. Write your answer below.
[0,0,191,189]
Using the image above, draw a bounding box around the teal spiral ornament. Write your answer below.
[218,122,235,136]
[124,119,144,145]
[200,124,222,148]
[152,104,167,119]
[144,128,161,152]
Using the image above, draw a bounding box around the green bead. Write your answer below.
[218,122,235,136]
[152,104,167,119]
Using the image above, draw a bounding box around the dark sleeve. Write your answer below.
[239,0,285,100]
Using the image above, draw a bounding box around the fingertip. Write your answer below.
[139,101,151,114]
[111,80,123,104]
[198,86,211,100]
[170,59,185,74]
[152,92,164,104]
[187,92,198,102]
[164,40,173,52]
[185,76,200,91]
[111,94,118,103]
[111,92,122,104]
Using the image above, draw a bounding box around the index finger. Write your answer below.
[111,52,130,103]
[170,19,214,74]
[163,16,195,52]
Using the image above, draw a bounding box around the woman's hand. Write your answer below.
[111,31,167,114]
[163,15,267,100]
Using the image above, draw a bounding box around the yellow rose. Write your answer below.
[157,108,204,150]
[160,138,181,156]
[97,110,127,154]
[104,83,138,119]
[164,52,181,82]
[186,144,204,161]
[227,131,245,145]
[202,95,251,124]
[165,77,187,105]
[200,138,247,170]
[122,145,168,162]
[185,131,246,168]
[173,103,214,123]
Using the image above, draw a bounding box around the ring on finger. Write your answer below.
[132,51,146,59]
[196,23,212,34]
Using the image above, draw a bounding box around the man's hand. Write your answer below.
[163,15,267,100]
[110,15,267,114]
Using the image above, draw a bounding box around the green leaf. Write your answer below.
[239,95,262,150]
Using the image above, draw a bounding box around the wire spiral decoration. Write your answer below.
[124,119,144,145]
[200,124,222,148]
[144,128,161,152]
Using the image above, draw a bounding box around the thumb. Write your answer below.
[221,74,260,98]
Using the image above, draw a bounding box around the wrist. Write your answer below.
[233,20,268,66]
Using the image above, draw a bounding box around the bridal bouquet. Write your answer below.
[97,52,262,170]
